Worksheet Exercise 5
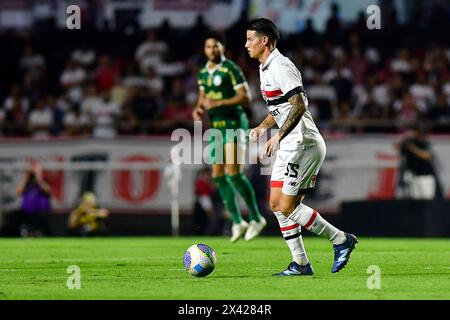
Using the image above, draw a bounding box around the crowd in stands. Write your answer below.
[0,4,449,138]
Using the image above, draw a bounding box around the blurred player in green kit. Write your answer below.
[192,32,266,242]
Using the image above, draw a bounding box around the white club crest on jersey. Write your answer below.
[213,75,222,86]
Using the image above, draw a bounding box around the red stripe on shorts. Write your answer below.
[270,180,284,188]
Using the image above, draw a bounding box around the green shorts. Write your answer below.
[208,111,249,164]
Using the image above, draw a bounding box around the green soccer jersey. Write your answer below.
[197,58,248,120]
[197,58,249,155]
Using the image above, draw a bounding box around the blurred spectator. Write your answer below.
[28,98,53,138]
[122,63,147,88]
[71,43,96,70]
[394,94,420,128]
[390,49,412,74]
[308,73,337,121]
[4,101,28,136]
[359,94,382,119]
[409,71,436,113]
[14,162,52,237]
[3,85,29,136]
[47,95,65,136]
[4,84,29,114]
[89,90,120,138]
[372,75,390,110]
[81,83,101,114]
[19,45,46,83]
[118,103,139,135]
[326,62,353,105]
[57,92,73,113]
[348,47,367,85]
[135,30,168,74]
[427,92,450,132]
[396,125,440,200]
[161,78,192,130]
[162,97,192,130]
[60,59,86,104]
[64,105,91,136]
[93,55,118,93]
[299,18,319,47]
[111,76,128,108]
[145,66,163,96]
[67,192,109,237]
[325,2,343,45]
[23,70,43,103]
[130,86,160,133]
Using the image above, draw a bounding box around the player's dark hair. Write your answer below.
[204,31,226,46]
[247,18,280,45]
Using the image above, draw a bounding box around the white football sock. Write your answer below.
[274,211,309,266]
[287,203,346,245]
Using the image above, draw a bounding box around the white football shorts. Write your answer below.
[270,141,326,196]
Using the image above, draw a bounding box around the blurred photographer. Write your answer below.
[67,192,109,237]
[395,124,441,200]
[15,161,52,236]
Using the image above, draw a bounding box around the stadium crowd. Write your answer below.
[0,4,449,138]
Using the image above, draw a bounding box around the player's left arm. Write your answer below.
[204,63,251,109]
[264,93,306,157]
[206,85,250,109]
[264,61,306,156]
[278,93,307,141]
[273,60,307,141]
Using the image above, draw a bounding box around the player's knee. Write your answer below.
[278,201,297,217]
[269,200,279,212]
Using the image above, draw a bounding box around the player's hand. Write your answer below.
[202,98,220,110]
[249,126,266,143]
[263,132,280,157]
[192,107,204,121]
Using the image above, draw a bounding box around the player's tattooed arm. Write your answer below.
[278,93,306,141]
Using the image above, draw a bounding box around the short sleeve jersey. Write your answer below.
[197,58,247,118]
[259,49,324,150]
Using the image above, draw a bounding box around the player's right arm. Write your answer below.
[192,88,206,121]
[193,71,207,121]
[249,113,276,142]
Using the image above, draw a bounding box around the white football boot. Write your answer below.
[244,216,267,241]
[230,220,249,243]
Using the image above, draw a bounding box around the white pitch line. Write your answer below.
[0,256,180,264]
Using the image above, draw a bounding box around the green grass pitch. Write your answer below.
[0,237,449,300]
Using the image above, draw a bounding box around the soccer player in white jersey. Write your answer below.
[245,18,358,275]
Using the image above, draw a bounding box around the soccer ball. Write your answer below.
[183,244,217,277]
